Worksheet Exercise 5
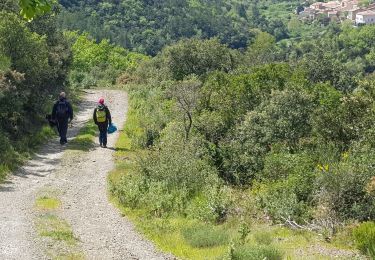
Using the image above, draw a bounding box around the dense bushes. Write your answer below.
[112,34,375,248]
[0,9,71,177]
[114,123,227,218]
[65,32,148,89]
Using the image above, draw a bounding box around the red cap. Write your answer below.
[99,98,104,104]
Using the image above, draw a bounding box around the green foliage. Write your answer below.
[66,32,148,89]
[0,8,72,181]
[245,31,277,66]
[19,0,54,20]
[353,222,375,257]
[105,16,375,259]
[187,186,232,223]
[182,224,229,248]
[0,164,9,182]
[255,179,312,223]
[113,123,222,217]
[57,0,286,55]
[160,38,235,80]
[221,88,313,184]
[0,12,49,86]
[314,147,375,221]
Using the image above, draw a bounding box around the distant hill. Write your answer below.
[57,0,292,55]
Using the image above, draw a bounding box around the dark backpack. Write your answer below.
[56,101,69,119]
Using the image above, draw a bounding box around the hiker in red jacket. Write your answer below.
[93,98,112,148]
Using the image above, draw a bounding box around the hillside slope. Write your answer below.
[57,0,293,55]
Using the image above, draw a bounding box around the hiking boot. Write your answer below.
[103,145,107,148]
[99,143,103,147]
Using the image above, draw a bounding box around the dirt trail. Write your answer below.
[0,90,171,260]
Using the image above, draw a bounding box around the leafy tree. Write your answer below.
[245,31,277,67]
[19,0,54,20]
[221,88,313,184]
[159,38,235,80]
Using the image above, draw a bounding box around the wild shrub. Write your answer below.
[182,224,229,248]
[114,123,222,217]
[125,83,174,148]
[254,179,312,223]
[262,151,316,202]
[353,221,375,258]
[186,186,232,223]
[314,147,375,221]
[230,244,283,260]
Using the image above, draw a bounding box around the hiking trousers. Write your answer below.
[97,123,108,146]
[57,118,69,144]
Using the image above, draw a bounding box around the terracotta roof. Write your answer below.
[324,1,340,8]
[357,10,375,15]
[348,7,363,11]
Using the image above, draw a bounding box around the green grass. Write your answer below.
[230,244,283,260]
[254,231,273,245]
[68,120,97,151]
[37,214,77,244]
[0,164,9,182]
[182,224,230,248]
[111,206,228,260]
[36,196,61,210]
[53,253,85,260]
[28,125,56,148]
[260,2,296,21]
[353,222,375,258]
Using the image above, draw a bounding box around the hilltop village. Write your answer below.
[299,0,375,24]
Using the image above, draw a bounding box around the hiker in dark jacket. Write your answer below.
[52,92,74,145]
[93,98,112,148]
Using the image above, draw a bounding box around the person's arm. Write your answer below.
[106,107,112,125]
[93,108,98,124]
[51,103,57,120]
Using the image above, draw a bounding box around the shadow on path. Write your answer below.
[0,94,97,191]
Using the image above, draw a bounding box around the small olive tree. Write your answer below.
[168,77,202,140]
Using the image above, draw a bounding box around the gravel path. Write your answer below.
[0,90,171,260]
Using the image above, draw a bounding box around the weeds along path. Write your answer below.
[0,90,171,260]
